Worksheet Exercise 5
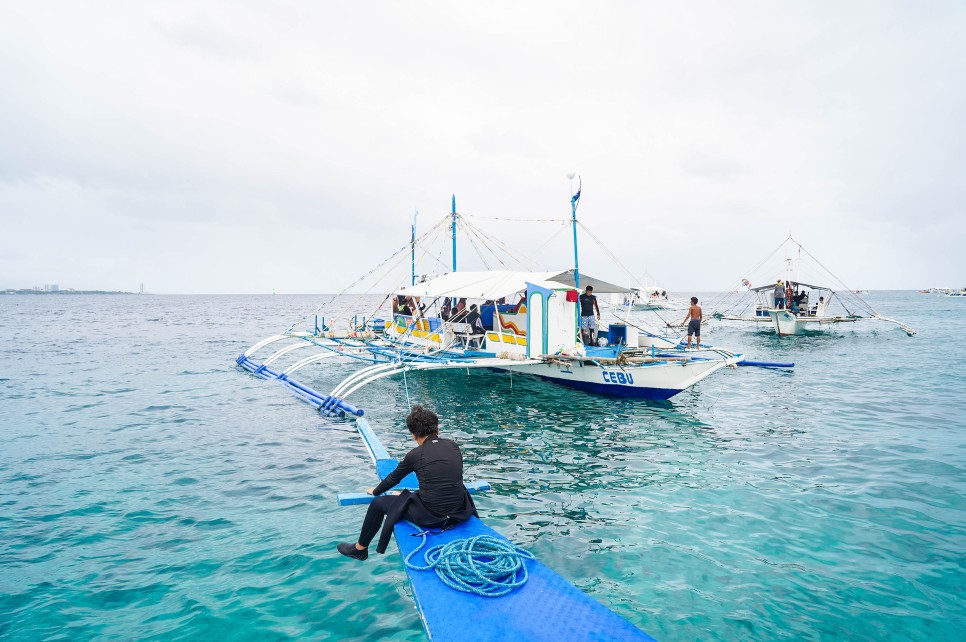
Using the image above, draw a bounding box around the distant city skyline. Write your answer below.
[1,2,963,294]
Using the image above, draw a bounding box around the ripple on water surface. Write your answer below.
[1,293,965,641]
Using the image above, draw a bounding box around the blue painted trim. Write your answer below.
[525,281,554,298]
[540,377,682,400]
[356,417,418,488]
[356,417,390,459]
[571,185,581,290]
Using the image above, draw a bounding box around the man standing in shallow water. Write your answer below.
[680,296,702,349]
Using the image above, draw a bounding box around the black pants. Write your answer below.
[358,495,445,547]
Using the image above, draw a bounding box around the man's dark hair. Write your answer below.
[406,405,439,438]
[585,285,593,292]
[691,296,698,304]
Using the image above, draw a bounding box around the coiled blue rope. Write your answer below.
[404,533,535,597]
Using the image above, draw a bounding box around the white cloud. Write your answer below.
[1,1,963,293]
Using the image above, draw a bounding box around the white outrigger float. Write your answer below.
[708,237,916,337]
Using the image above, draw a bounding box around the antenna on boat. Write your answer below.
[451,194,458,272]
[410,210,419,286]
[568,173,581,289]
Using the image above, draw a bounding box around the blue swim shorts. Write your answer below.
[687,319,701,337]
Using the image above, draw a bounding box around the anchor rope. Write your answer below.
[404,532,535,597]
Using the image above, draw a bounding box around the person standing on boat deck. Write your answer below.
[440,298,452,321]
[680,297,702,349]
[774,280,785,309]
[579,285,601,345]
[337,406,476,561]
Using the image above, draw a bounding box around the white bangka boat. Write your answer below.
[236,187,768,413]
[620,286,686,311]
[708,237,916,337]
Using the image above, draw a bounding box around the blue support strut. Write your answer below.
[570,179,581,290]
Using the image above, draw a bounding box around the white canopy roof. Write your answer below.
[395,271,571,300]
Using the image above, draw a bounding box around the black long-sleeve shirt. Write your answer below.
[372,437,466,516]
[465,310,485,335]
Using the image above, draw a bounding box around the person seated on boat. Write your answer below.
[411,296,426,317]
[451,298,468,322]
[811,296,825,316]
[680,296,702,349]
[337,405,477,561]
[774,280,785,309]
[394,295,412,317]
[579,285,601,345]
[440,298,453,321]
[792,290,808,314]
[464,304,487,348]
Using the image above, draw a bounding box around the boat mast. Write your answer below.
[569,174,581,289]
[410,210,418,286]
[451,195,457,272]
[796,244,801,285]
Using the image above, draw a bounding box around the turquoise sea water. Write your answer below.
[1,292,964,641]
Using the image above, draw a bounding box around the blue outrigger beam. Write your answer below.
[236,354,364,416]
[340,417,656,642]
[736,360,795,368]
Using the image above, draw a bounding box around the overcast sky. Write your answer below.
[1,1,963,294]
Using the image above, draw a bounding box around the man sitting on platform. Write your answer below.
[337,406,476,561]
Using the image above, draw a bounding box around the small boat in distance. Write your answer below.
[707,237,916,337]
[620,286,687,311]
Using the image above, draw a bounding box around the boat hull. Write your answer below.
[497,358,729,399]
[771,310,804,336]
